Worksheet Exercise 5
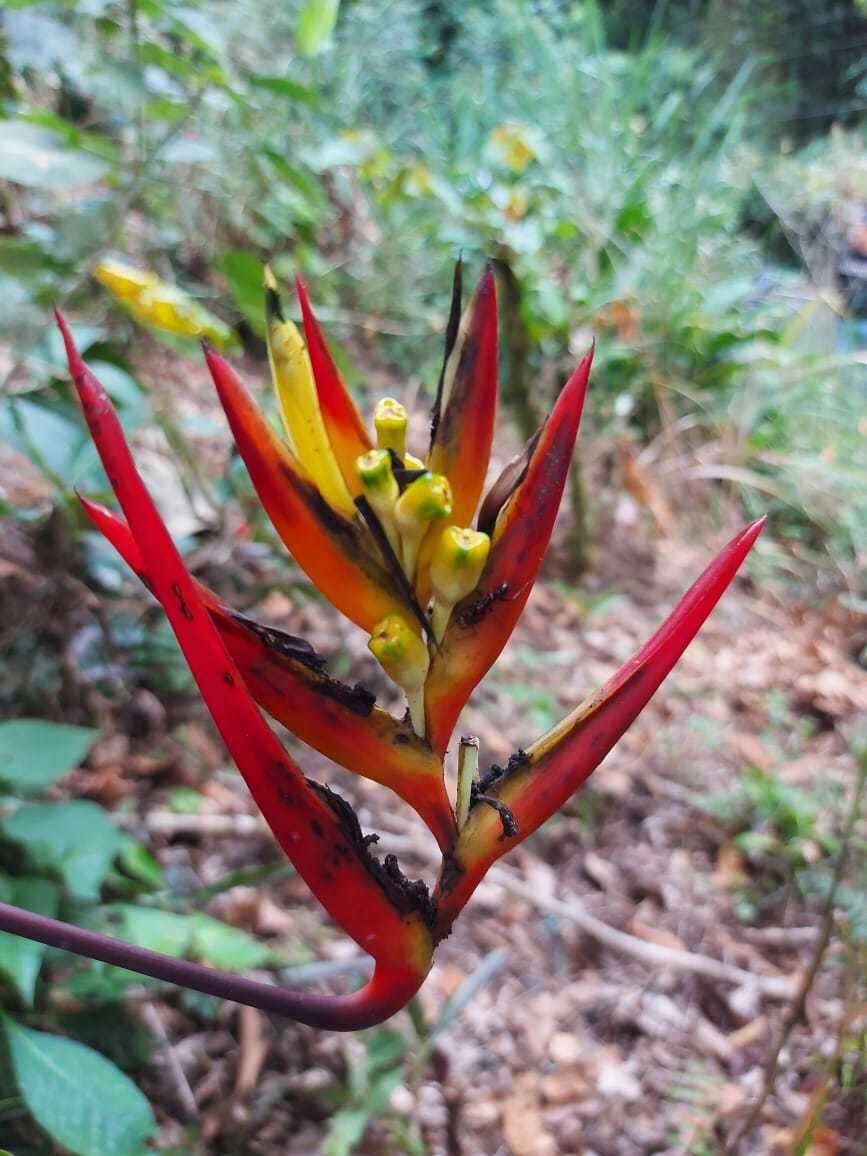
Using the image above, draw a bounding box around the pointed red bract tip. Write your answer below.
[54,308,86,379]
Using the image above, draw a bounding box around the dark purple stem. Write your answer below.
[0,903,403,1030]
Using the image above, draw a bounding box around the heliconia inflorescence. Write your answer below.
[0,259,765,1030]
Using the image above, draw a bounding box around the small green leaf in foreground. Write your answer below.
[2,1016,155,1156]
[0,719,98,794]
[0,876,59,1004]
[1,801,122,900]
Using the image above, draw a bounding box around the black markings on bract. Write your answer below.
[230,611,326,672]
[354,494,431,636]
[472,794,519,840]
[477,425,543,538]
[171,583,194,620]
[476,746,530,794]
[223,671,236,687]
[308,780,436,930]
[458,582,511,627]
[429,256,463,448]
[226,614,377,717]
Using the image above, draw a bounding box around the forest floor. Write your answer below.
[2,343,866,1156]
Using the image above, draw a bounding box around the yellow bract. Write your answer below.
[93,258,233,347]
[267,311,356,518]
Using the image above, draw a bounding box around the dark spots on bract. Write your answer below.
[229,612,326,673]
[476,746,529,794]
[223,671,236,687]
[308,779,436,930]
[311,819,325,839]
[171,583,194,620]
[457,582,511,627]
[472,793,519,840]
[323,680,376,716]
[438,852,463,898]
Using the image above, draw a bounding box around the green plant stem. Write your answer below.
[721,751,867,1154]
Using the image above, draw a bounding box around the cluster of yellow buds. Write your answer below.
[359,400,491,735]
[259,266,498,740]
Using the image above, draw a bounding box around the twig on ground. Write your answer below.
[489,867,795,1000]
[117,811,264,836]
[721,750,867,1154]
[140,1001,198,1122]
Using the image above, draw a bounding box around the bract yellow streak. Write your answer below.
[267,318,356,518]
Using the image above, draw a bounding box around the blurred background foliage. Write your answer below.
[1,0,865,593]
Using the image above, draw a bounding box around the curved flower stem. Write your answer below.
[0,903,422,1030]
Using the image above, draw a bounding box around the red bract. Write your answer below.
[0,268,764,1030]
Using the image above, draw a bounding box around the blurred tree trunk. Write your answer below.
[492,251,590,576]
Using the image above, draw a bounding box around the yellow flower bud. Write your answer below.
[368,615,430,735]
[430,526,491,605]
[374,397,409,457]
[357,450,400,555]
[404,452,425,470]
[394,472,453,579]
[430,526,491,640]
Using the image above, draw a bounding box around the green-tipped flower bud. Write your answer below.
[358,448,397,496]
[394,472,453,579]
[430,526,491,606]
[357,449,401,554]
[430,526,491,640]
[374,397,409,457]
[368,615,430,735]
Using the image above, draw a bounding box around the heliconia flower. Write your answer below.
[0,265,765,1032]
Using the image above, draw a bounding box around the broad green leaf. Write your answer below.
[113,906,271,969]
[217,248,267,336]
[0,720,99,794]
[118,838,164,889]
[189,913,271,969]
[0,121,110,189]
[296,0,340,56]
[113,906,193,957]
[1,802,122,901]
[248,72,318,105]
[0,397,90,483]
[0,877,59,1004]
[2,1017,155,1156]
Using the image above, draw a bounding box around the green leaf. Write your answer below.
[2,1017,155,1156]
[118,838,164,889]
[0,397,91,484]
[248,72,319,105]
[113,906,193,957]
[0,121,111,189]
[189,913,272,969]
[1,802,122,901]
[217,248,266,336]
[112,906,271,969]
[296,0,341,56]
[0,877,59,1004]
[0,720,99,794]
